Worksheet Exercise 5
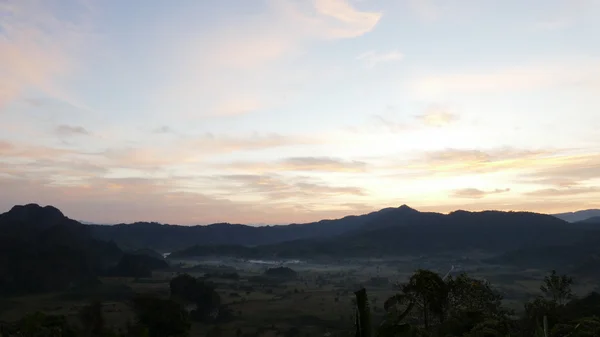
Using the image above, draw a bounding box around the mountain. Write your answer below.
[0,204,123,295]
[484,230,600,278]
[170,208,591,259]
[553,209,600,223]
[88,206,404,252]
[577,216,600,225]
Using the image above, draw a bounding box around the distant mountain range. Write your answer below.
[3,203,600,289]
[170,207,599,260]
[552,209,600,223]
[88,206,407,252]
[87,205,600,255]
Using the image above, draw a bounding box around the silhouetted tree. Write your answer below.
[540,270,573,305]
[131,295,190,337]
[78,301,105,337]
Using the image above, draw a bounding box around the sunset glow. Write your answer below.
[1,0,599,224]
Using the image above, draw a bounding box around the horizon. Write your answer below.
[1,0,599,224]
[2,202,598,226]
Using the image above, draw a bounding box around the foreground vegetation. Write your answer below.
[1,268,599,337]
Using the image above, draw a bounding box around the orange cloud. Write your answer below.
[451,188,511,199]
[216,156,368,173]
[416,106,459,127]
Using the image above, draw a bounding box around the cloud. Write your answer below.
[216,174,366,200]
[219,156,368,173]
[357,50,404,68]
[152,126,174,134]
[153,0,383,118]
[422,148,548,166]
[370,115,411,133]
[312,0,383,39]
[0,0,93,108]
[0,140,76,160]
[451,188,510,199]
[416,106,459,127]
[355,105,459,135]
[283,157,367,172]
[380,147,560,179]
[520,153,600,186]
[55,125,89,137]
[525,186,600,197]
[413,60,600,98]
[100,132,321,169]
[189,0,382,70]
[214,98,263,116]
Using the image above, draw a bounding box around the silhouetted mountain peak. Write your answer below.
[4,204,66,225]
[395,205,420,214]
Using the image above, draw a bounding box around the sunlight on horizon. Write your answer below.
[1,0,599,224]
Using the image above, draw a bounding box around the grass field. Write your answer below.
[1,257,598,337]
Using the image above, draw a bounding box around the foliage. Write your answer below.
[264,267,298,279]
[1,312,77,337]
[376,269,599,337]
[78,301,104,337]
[169,274,221,322]
[131,295,190,337]
[105,254,168,278]
[540,270,574,305]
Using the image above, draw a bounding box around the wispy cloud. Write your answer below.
[451,188,510,199]
[216,173,366,200]
[357,50,403,68]
[160,0,383,117]
[416,106,459,127]
[0,0,94,108]
[0,140,77,160]
[218,156,368,173]
[312,0,382,39]
[525,186,600,197]
[520,153,600,186]
[55,125,89,137]
[381,147,556,177]
[413,60,600,98]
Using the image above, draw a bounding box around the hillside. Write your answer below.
[88,206,404,252]
[0,204,126,295]
[577,216,600,225]
[553,209,600,223]
[484,229,600,277]
[170,208,591,259]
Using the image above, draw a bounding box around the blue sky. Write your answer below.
[1,0,599,224]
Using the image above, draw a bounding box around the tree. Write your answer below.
[169,274,221,322]
[131,295,190,337]
[400,269,448,329]
[79,301,105,337]
[382,270,512,337]
[11,312,77,337]
[540,270,573,305]
[446,273,506,318]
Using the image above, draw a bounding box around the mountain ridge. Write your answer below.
[553,209,600,223]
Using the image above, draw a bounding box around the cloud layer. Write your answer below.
[1,0,599,223]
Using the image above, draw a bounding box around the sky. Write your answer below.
[1,0,599,225]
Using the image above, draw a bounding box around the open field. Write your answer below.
[2,255,599,337]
